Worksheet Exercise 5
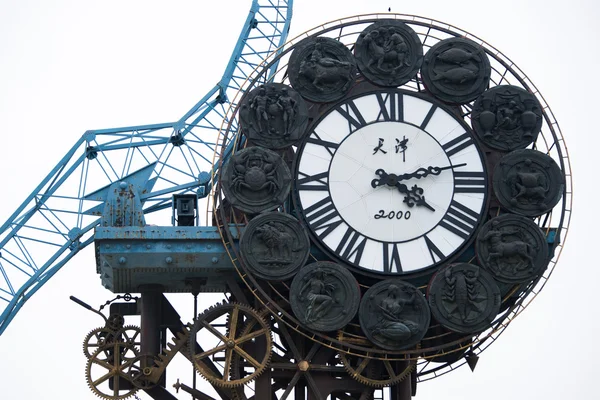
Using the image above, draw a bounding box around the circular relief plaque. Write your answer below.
[288,37,357,103]
[476,214,549,283]
[239,83,309,149]
[427,263,501,334]
[289,261,360,332]
[421,37,490,104]
[239,212,310,281]
[493,149,564,216]
[220,147,291,214]
[354,20,423,87]
[472,85,543,151]
[359,280,430,350]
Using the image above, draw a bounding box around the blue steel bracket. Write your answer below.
[94,226,241,293]
[84,163,158,227]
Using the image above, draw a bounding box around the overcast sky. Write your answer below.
[0,0,597,399]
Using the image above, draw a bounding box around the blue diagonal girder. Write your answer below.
[0,0,294,336]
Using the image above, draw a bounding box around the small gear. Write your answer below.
[85,341,140,400]
[83,327,117,360]
[107,313,125,331]
[189,302,272,388]
[115,325,141,349]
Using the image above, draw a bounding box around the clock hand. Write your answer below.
[371,169,398,188]
[397,182,436,212]
[395,163,467,182]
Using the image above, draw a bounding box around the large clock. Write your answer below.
[294,89,488,275]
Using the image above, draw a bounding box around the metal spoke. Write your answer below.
[201,320,228,342]
[233,345,261,369]
[229,307,240,340]
[92,370,115,386]
[355,357,370,375]
[236,328,268,344]
[279,371,301,400]
[277,323,302,360]
[194,343,227,360]
[304,371,323,399]
[223,348,233,382]
[383,360,396,377]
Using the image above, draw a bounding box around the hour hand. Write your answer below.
[396,182,436,212]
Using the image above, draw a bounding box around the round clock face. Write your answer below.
[295,89,488,274]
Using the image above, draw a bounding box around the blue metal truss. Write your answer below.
[0,0,294,336]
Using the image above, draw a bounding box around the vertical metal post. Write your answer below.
[192,292,198,400]
[389,362,412,400]
[140,285,163,357]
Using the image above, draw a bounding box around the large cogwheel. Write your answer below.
[189,302,272,388]
[86,340,140,400]
[85,341,139,400]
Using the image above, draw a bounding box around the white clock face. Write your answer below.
[295,90,488,274]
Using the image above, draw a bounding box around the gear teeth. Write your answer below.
[338,350,415,388]
[85,342,139,399]
[190,302,272,388]
[82,327,114,360]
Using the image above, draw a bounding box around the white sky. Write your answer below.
[0,0,597,399]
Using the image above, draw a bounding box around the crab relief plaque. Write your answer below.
[220,147,291,214]
[288,37,357,103]
[472,85,543,151]
[428,263,501,334]
[354,20,423,87]
[359,280,430,350]
[290,262,360,332]
[493,149,564,216]
[476,214,549,284]
[421,37,491,104]
[239,83,309,149]
[239,212,310,281]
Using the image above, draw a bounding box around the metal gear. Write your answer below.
[338,351,414,388]
[126,354,160,390]
[115,325,141,349]
[85,340,140,400]
[189,302,272,388]
[107,313,125,331]
[337,332,415,388]
[83,327,117,360]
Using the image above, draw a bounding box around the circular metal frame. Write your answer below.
[210,13,573,383]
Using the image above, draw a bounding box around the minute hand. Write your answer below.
[396,163,467,181]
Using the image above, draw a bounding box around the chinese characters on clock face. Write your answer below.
[295,90,487,274]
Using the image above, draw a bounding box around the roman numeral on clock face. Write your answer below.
[454,171,487,193]
[383,243,402,273]
[303,196,343,240]
[335,227,367,264]
[424,235,445,264]
[442,132,474,157]
[375,92,404,122]
[336,100,367,133]
[305,132,339,157]
[297,171,328,191]
[438,200,479,239]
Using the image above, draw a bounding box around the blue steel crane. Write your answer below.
[0,0,293,336]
